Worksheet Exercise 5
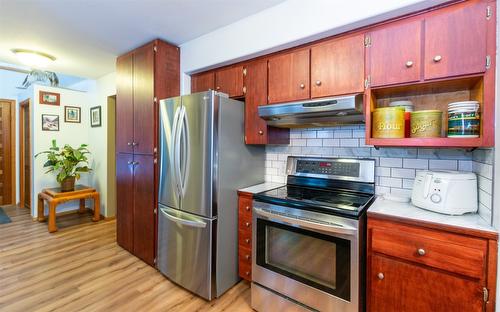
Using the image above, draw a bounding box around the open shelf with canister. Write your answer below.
[364,76,493,148]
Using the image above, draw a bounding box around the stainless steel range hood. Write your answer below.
[258,94,364,128]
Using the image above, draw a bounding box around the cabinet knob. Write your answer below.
[315,80,322,86]
[132,142,138,146]
[242,86,247,94]
[245,254,250,260]
[245,271,250,276]
[433,55,442,62]
[216,86,221,90]
[245,206,250,211]
[417,248,426,256]
[258,130,264,135]
[127,142,132,146]
[127,161,133,165]
[299,83,305,89]
[377,272,384,280]
[245,222,250,227]
[405,61,413,68]
[245,238,250,244]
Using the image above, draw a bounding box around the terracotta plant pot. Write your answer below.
[60,177,76,192]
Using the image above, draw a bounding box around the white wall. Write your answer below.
[179,0,448,94]
[89,72,116,217]
[32,85,92,217]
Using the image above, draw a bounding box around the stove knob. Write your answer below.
[430,193,442,204]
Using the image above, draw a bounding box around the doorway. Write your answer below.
[0,99,15,205]
[19,99,31,209]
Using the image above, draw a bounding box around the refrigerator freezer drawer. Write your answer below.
[157,204,215,300]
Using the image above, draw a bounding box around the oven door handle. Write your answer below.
[253,207,357,236]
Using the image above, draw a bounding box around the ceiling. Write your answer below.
[0,0,286,79]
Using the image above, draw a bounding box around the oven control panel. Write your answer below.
[296,160,360,177]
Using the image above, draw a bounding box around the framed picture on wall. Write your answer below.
[90,106,101,127]
[41,114,59,131]
[39,91,60,106]
[64,106,81,123]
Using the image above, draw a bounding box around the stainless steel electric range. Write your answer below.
[251,156,376,312]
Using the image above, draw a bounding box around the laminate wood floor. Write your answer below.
[0,205,253,312]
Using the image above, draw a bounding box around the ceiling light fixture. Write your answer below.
[11,49,56,68]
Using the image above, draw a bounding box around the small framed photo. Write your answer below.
[64,106,81,123]
[90,106,101,127]
[39,91,60,106]
[42,114,59,131]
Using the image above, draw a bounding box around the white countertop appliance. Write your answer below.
[411,170,477,215]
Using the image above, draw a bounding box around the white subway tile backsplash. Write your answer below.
[263,126,493,224]
[403,158,428,170]
[429,159,458,170]
[379,157,403,168]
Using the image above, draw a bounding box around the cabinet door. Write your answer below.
[370,255,484,312]
[191,71,215,93]
[116,153,134,253]
[311,34,365,98]
[369,20,422,87]
[215,66,244,97]
[424,1,488,80]
[268,49,310,104]
[244,60,269,144]
[116,53,134,153]
[133,154,156,266]
[133,44,155,155]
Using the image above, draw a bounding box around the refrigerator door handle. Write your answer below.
[159,207,207,228]
[180,108,190,197]
[160,103,181,197]
[174,106,184,197]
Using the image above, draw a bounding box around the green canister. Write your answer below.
[448,111,480,137]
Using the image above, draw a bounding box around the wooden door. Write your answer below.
[369,20,422,87]
[268,49,310,104]
[19,100,30,208]
[132,154,155,265]
[133,44,155,155]
[369,254,484,312]
[116,53,134,154]
[424,1,488,80]
[0,100,13,205]
[116,153,134,253]
[215,66,244,97]
[191,71,215,93]
[311,34,365,98]
[244,60,269,144]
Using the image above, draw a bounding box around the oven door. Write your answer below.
[252,202,359,312]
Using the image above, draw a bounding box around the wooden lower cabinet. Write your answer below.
[367,215,498,312]
[238,192,253,280]
[116,153,156,266]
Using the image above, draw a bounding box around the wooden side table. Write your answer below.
[37,185,100,233]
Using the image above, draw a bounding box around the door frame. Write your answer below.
[19,99,30,208]
[0,99,16,205]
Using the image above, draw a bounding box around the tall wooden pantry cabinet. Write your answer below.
[116,39,180,266]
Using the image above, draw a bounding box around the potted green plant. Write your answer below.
[35,140,92,191]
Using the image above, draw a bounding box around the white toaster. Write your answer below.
[411,170,478,215]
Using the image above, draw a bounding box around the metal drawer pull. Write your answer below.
[377,273,384,280]
[417,248,426,256]
[433,55,442,62]
[245,206,250,211]
[258,130,264,135]
[245,222,250,227]
[245,238,250,244]
[405,61,413,68]
[245,254,250,260]
[160,207,207,228]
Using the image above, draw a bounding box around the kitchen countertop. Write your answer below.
[368,196,497,237]
[238,182,284,195]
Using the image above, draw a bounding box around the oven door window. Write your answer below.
[256,219,350,301]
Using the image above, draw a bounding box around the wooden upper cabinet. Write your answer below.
[191,71,215,93]
[215,66,245,97]
[244,60,268,144]
[268,49,310,104]
[116,53,134,154]
[368,20,422,87]
[133,43,155,155]
[311,34,365,98]
[424,1,488,80]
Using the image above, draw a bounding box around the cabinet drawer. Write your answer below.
[238,195,253,220]
[239,260,252,281]
[238,211,252,230]
[239,244,252,265]
[371,227,486,279]
[239,229,252,248]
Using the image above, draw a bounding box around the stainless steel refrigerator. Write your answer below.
[157,91,264,300]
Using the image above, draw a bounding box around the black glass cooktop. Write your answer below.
[253,185,374,219]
